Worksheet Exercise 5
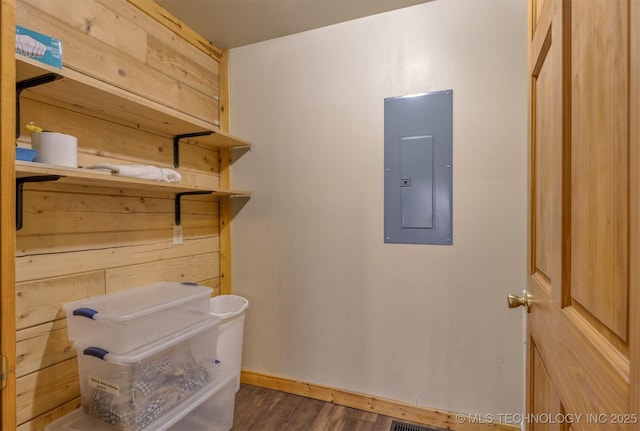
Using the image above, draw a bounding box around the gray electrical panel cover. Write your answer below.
[384,90,453,245]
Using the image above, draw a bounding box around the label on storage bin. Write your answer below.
[89,375,120,396]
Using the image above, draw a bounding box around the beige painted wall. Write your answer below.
[229,0,527,417]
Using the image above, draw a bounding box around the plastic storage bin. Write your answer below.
[74,315,220,431]
[63,282,212,353]
[162,366,236,431]
[209,295,249,392]
[44,365,236,431]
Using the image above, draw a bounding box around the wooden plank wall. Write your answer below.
[13,1,223,429]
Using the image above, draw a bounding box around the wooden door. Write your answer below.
[526,0,639,429]
[1,0,17,429]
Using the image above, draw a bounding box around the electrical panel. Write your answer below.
[384,90,453,245]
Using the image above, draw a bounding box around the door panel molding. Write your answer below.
[628,0,640,414]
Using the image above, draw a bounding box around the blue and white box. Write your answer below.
[15,25,62,69]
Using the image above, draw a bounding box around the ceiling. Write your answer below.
[155,0,431,49]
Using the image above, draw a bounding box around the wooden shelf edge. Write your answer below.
[15,161,251,196]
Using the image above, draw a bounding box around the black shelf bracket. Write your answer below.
[173,131,214,168]
[16,73,63,137]
[16,175,63,230]
[175,191,213,225]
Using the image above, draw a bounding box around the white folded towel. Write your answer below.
[85,164,182,183]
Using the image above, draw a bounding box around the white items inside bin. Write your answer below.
[44,364,236,431]
[63,282,212,353]
[73,315,220,431]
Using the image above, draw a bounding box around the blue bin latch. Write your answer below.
[72,308,99,319]
[83,346,109,361]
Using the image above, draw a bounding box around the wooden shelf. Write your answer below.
[15,55,251,230]
[16,161,251,197]
[16,55,251,149]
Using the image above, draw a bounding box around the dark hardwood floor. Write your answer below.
[232,384,396,431]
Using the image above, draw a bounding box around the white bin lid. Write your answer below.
[44,364,236,431]
[62,282,212,322]
[73,315,220,364]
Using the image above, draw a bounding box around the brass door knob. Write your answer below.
[507,292,534,313]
